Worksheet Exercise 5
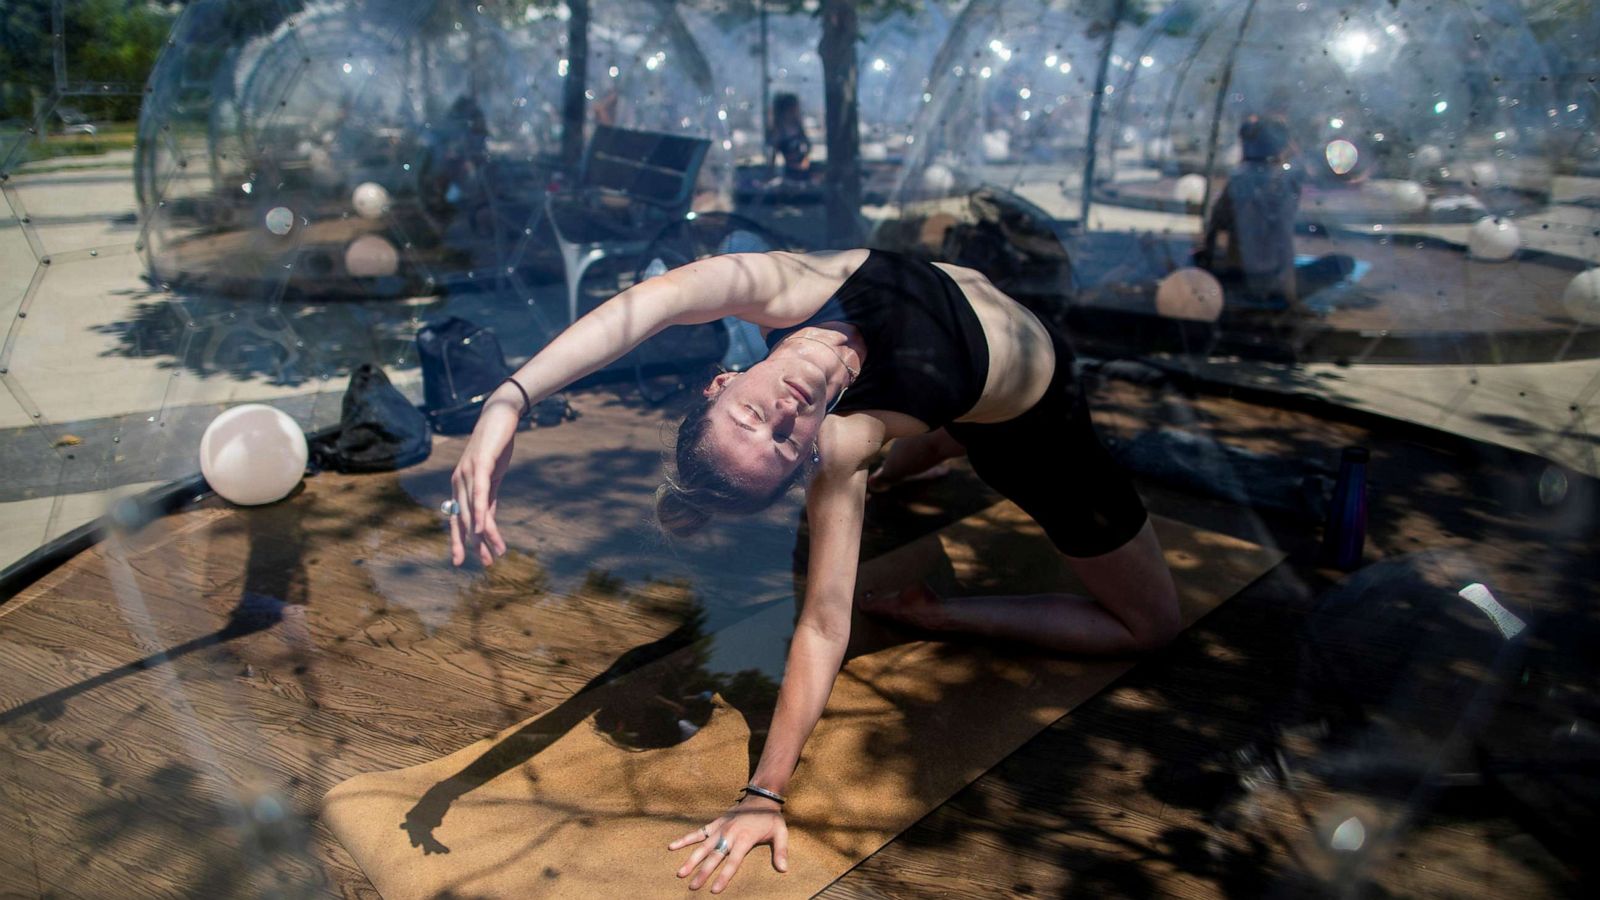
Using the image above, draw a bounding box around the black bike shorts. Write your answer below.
[945,329,1148,558]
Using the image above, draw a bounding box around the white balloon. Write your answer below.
[1468,216,1520,262]
[1562,269,1600,325]
[264,206,295,236]
[1370,179,1427,214]
[982,130,1010,162]
[199,404,308,506]
[345,234,400,277]
[1330,816,1366,852]
[1155,267,1225,322]
[921,163,956,192]
[1174,173,1208,206]
[351,181,390,219]
[1466,160,1499,190]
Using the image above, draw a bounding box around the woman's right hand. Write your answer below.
[449,395,522,567]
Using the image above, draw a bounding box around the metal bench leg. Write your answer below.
[557,241,609,326]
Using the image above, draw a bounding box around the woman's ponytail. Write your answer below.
[654,481,714,537]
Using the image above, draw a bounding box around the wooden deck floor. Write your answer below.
[1,376,1593,898]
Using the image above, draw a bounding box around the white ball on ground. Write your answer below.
[1468,216,1520,261]
[1466,160,1499,190]
[199,404,308,506]
[264,206,295,236]
[345,234,400,277]
[1562,269,1600,325]
[351,181,390,219]
[921,163,956,192]
[982,130,1010,161]
[1174,173,1208,206]
[1370,179,1427,214]
[1155,267,1225,321]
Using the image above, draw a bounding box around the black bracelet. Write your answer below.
[499,377,532,417]
[738,784,786,806]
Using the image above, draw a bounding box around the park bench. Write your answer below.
[545,125,711,324]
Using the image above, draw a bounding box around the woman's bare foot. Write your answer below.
[858,582,947,630]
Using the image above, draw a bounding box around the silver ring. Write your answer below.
[713,836,731,855]
[440,499,460,516]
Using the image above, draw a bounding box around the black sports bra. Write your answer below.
[764,251,990,429]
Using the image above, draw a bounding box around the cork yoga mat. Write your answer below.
[324,505,1284,898]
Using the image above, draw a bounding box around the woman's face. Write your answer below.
[700,350,833,493]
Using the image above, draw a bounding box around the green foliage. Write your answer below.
[0,0,179,124]
[0,0,53,122]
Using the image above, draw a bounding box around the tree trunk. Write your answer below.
[561,0,590,173]
[819,0,862,248]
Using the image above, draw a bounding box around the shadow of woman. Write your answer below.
[397,603,778,854]
[393,466,985,858]
[396,588,937,855]
[0,492,313,727]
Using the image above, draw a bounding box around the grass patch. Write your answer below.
[9,121,139,164]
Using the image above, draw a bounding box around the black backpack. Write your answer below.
[417,317,510,434]
[310,364,431,472]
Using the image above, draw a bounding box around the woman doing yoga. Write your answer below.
[449,249,1179,893]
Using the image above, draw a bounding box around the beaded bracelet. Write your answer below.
[737,784,786,806]
[499,377,532,418]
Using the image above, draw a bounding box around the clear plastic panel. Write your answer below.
[0,3,1595,897]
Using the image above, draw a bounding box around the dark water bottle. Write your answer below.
[1322,447,1369,570]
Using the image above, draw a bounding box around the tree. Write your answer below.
[0,0,59,123]
[1,0,181,124]
[817,0,860,246]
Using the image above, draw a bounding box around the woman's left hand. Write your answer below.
[669,798,789,893]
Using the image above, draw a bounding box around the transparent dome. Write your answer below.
[1524,0,1600,177]
[579,0,733,194]
[681,2,953,171]
[1054,1,1599,487]
[136,0,729,298]
[857,5,960,155]
[1094,0,1563,225]
[684,5,822,166]
[886,0,1117,215]
[0,0,735,573]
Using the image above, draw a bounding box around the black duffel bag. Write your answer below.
[310,364,431,472]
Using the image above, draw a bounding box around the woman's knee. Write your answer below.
[1065,520,1181,651]
[1127,598,1182,652]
